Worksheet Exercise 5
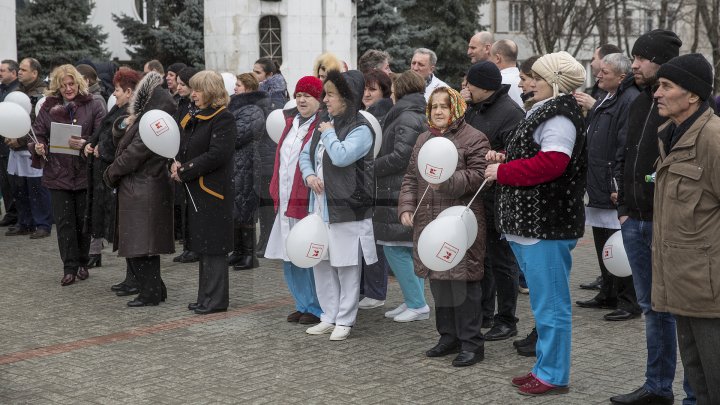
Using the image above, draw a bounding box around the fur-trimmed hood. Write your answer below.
[127,71,165,126]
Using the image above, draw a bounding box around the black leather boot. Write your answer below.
[228,225,244,266]
[233,227,259,270]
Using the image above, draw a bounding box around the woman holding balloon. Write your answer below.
[298,70,377,341]
[398,86,490,367]
[171,70,236,315]
[265,76,324,325]
[30,64,106,286]
[103,71,176,306]
[484,51,586,396]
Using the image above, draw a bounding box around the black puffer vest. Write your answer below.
[497,94,586,240]
[308,112,375,223]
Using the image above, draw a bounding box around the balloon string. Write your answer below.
[463,178,489,216]
[411,184,430,221]
[174,158,198,212]
[29,127,48,161]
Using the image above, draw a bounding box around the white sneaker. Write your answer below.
[329,325,351,341]
[393,307,430,323]
[384,303,408,318]
[305,322,335,335]
[358,297,385,309]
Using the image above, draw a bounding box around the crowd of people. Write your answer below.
[1,26,719,403]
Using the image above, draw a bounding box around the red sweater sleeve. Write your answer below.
[497,151,571,187]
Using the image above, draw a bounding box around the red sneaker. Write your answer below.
[518,375,569,396]
[511,373,534,387]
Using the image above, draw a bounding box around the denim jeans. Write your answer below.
[621,218,694,403]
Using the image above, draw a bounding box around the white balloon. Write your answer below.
[286,213,329,268]
[602,230,632,277]
[417,215,468,272]
[4,92,32,115]
[284,99,297,110]
[417,136,458,184]
[107,94,117,112]
[138,109,180,158]
[221,72,236,96]
[358,110,383,158]
[0,102,32,139]
[438,206,478,249]
[35,96,46,117]
[266,109,285,143]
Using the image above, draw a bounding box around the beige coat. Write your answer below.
[652,108,720,317]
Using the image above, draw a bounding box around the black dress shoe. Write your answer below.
[127,298,159,307]
[0,215,17,227]
[61,274,76,286]
[516,342,536,357]
[484,324,518,341]
[87,254,102,268]
[194,306,227,315]
[188,302,200,311]
[425,342,460,357]
[513,327,538,348]
[579,275,603,290]
[576,297,617,309]
[174,250,199,263]
[604,309,641,321]
[452,347,485,367]
[116,286,140,296]
[233,256,259,270]
[610,386,673,404]
[111,282,128,292]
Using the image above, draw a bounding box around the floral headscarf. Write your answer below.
[426,87,467,132]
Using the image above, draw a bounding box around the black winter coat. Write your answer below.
[585,75,640,209]
[178,106,236,255]
[373,92,427,242]
[250,93,274,202]
[228,91,268,224]
[366,98,393,122]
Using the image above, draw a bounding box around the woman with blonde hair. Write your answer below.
[313,53,343,81]
[171,70,237,314]
[30,64,106,286]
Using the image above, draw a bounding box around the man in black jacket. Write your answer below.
[462,61,525,341]
[610,29,694,405]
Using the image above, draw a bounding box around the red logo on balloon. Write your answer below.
[424,164,443,180]
[436,242,459,263]
[603,245,613,259]
[151,118,169,136]
[306,243,325,259]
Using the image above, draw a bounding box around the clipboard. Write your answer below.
[50,122,82,156]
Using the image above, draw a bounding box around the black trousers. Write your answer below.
[126,255,165,303]
[592,226,640,313]
[50,189,90,275]
[430,279,484,351]
[480,203,520,326]
[0,154,17,221]
[676,315,720,405]
[197,254,229,310]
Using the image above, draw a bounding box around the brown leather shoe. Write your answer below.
[298,313,321,325]
[61,274,76,286]
[77,267,89,280]
[287,311,303,322]
[29,229,51,239]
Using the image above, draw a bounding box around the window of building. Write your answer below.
[259,16,283,64]
[509,2,525,32]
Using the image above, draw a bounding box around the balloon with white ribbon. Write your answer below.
[438,206,478,250]
[221,72,236,96]
[286,213,329,268]
[4,92,32,115]
[265,109,285,143]
[358,110,383,158]
[602,230,632,277]
[417,136,458,184]
[107,94,117,112]
[417,215,468,272]
[284,99,297,110]
[0,102,32,139]
[138,109,180,158]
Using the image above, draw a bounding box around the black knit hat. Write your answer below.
[167,62,187,75]
[177,67,198,86]
[466,61,502,91]
[657,54,714,101]
[631,29,682,65]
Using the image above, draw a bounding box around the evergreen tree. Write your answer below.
[16,0,109,70]
[113,0,204,68]
[404,0,483,88]
[357,0,415,72]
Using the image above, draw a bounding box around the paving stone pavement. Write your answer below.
[0,225,687,404]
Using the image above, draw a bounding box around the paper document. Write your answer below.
[50,122,82,156]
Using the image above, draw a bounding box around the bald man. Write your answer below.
[467,31,494,63]
[490,39,523,107]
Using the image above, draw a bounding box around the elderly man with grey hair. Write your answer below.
[410,48,448,100]
[575,52,642,322]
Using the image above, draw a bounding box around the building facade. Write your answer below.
[1,0,17,61]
